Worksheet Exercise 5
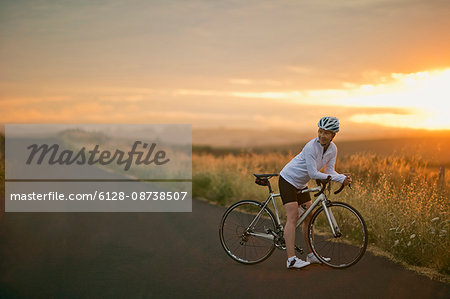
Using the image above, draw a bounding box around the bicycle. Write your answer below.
[219,173,368,268]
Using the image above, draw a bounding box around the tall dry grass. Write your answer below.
[193,151,449,275]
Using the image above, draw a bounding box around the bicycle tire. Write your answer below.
[219,200,277,264]
[308,201,368,268]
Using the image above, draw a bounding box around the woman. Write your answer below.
[278,116,352,269]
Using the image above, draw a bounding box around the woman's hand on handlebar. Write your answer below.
[334,174,352,195]
[343,173,352,186]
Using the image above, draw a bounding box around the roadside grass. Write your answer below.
[193,150,450,279]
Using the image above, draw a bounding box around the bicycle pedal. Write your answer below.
[274,239,286,250]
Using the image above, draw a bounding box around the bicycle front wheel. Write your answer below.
[308,201,368,268]
[219,200,277,264]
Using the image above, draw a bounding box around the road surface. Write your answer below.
[0,198,449,298]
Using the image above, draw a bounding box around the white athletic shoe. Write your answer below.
[286,257,310,269]
[306,253,331,264]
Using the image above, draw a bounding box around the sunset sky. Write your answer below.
[1,0,449,142]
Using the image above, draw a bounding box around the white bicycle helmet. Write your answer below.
[318,116,340,133]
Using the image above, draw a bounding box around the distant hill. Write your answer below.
[193,127,315,147]
[193,127,450,147]
[193,128,450,167]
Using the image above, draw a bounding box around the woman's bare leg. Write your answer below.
[284,202,299,258]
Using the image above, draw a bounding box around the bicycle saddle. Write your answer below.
[253,173,279,178]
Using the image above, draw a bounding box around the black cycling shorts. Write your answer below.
[278,175,311,205]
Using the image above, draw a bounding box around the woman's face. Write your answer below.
[318,128,335,146]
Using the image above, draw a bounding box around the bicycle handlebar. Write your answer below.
[334,184,345,195]
[310,176,349,197]
[298,176,351,196]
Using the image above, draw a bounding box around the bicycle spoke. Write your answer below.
[243,242,273,248]
[229,242,242,256]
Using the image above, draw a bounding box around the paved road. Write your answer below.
[0,198,448,298]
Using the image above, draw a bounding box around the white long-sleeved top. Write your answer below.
[280,137,346,189]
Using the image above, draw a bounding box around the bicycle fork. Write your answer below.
[321,200,342,237]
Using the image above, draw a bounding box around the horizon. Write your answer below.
[1,124,450,148]
[191,126,450,146]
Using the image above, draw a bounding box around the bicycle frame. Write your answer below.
[246,192,283,240]
[246,185,342,241]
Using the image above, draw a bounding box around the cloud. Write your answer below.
[230,91,303,100]
[285,66,312,74]
[229,78,253,85]
[1,59,449,131]
[229,78,286,87]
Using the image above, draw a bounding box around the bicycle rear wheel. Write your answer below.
[219,200,277,264]
[308,201,368,268]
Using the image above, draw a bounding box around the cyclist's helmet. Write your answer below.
[318,116,340,133]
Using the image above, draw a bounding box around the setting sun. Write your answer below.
[335,69,450,130]
[298,69,450,130]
